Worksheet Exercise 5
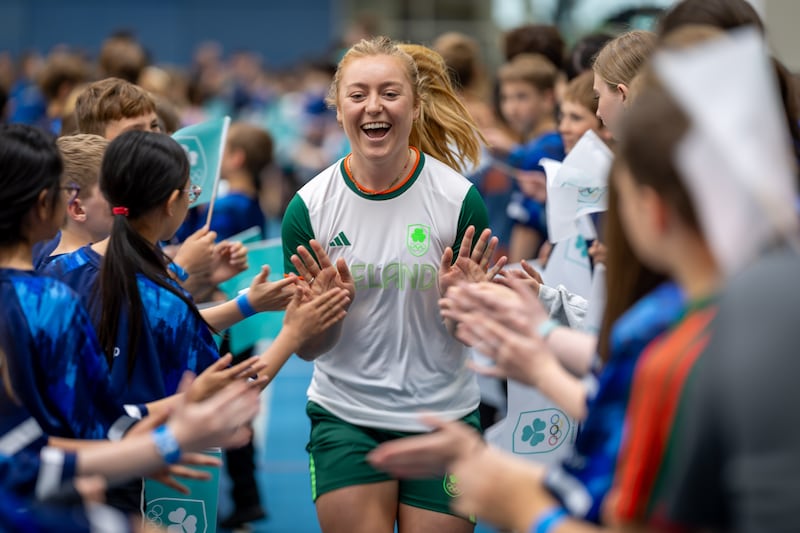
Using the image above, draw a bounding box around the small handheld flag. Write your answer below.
[172,116,231,227]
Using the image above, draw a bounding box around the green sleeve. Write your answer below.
[281,194,315,274]
[453,185,490,252]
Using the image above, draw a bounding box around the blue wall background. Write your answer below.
[0,0,338,68]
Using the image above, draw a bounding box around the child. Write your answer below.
[558,71,612,154]
[176,121,271,242]
[74,77,160,139]
[592,30,657,140]
[32,134,110,270]
[484,53,566,262]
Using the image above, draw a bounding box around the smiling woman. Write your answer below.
[281,36,505,533]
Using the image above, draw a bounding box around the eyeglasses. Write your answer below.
[60,182,81,204]
[184,184,202,204]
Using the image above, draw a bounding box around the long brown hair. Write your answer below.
[596,161,666,364]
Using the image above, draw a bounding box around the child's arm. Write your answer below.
[255,285,350,385]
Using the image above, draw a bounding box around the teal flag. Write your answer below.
[217,238,286,354]
[172,116,231,207]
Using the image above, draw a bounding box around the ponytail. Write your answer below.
[97,131,213,378]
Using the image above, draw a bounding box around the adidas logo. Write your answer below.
[329,231,351,247]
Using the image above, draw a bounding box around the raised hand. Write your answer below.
[146,452,219,494]
[442,278,548,338]
[185,353,269,402]
[282,284,349,341]
[168,373,260,453]
[496,259,543,296]
[173,227,217,279]
[458,313,558,387]
[513,169,547,202]
[291,239,355,302]
[247,265,297,312]
[438,226,507,298]
[210,240,249,285]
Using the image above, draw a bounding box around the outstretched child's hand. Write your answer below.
[210,241,249,285]
[247,265,297,312]
[495,259,543,296]
[281,283,350,350]
[186,353,268,402]
[173,227,217,278]
[169,373,261,452]
[291,240,355,302]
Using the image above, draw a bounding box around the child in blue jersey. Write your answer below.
[0,124,142,450]
[176,121,270,242]
[484,53,566,262]
[32,134,112,271]
[93,132,221,402]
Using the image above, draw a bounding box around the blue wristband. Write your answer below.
[168,262,190,282]
[236,293,257,318]
[536,318,559,340]
[152,425,182,465]
[532,506,568,533]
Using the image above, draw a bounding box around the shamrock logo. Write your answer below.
[443,473,462,497]
[406,224,430,256]
[521,418,547,446]
[167,508,197,533]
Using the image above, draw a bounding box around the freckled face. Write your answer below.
[336,54,418,164]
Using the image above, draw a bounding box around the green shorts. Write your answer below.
[306,401,481,519]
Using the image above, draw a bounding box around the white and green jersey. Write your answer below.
[282,149,489,431]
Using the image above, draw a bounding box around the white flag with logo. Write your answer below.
[653,28,799,276]
[543,130,613,244]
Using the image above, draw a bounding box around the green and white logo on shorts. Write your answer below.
[406,224,430,257]
[443,472,462,497]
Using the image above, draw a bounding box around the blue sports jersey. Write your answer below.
[40,244,101,317]
[31,231,61,272]
[507,131,565,172]
[175,191,266,242]
[544,282,685,522]
[43,246,220,404]
[504,131,565,237]
[0,268,138,445]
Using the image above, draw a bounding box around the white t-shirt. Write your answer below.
[282,149,489,431]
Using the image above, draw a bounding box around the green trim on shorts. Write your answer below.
[305,401,481,519]
[309,452,317,501]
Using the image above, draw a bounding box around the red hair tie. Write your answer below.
[112,206,129,216]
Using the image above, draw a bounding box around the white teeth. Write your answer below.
[362,123,390,130]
